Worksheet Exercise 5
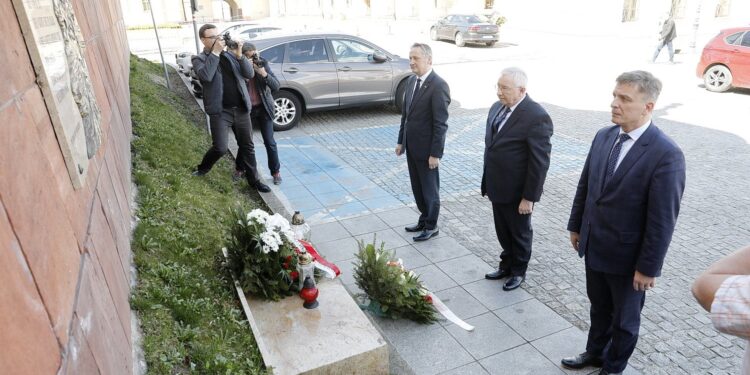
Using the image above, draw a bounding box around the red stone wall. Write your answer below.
[0,0,132,373]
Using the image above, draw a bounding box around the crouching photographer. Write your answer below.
[237,42,283,185]
[190,24,271,193]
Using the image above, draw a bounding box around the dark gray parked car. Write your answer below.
[249,33,412,131]
[430,15,499,47]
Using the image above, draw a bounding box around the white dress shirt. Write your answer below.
[496,94,527,134]
[613,120,651,171]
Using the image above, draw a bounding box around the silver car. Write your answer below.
[252,33,412,131]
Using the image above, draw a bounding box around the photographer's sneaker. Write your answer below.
[272,172,282,185]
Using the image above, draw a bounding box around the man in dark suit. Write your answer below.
[562,71,686,375]
[396,43,450,242]
[482,67,553,291]
[191,24,270,193]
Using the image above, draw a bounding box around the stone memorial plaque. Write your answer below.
[13,0,102,188]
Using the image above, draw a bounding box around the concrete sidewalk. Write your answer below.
[236,130,637,375]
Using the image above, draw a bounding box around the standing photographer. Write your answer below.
[238,42,283,185]
[191,24,271,193]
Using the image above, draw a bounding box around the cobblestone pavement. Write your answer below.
[283,99,750,374]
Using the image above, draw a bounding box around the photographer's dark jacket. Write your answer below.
[246,59,280,116]
[192,49,255,115]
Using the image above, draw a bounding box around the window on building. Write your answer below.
[715,0,731,17]
[141,0,150,11]
[622,0,638,22]
[671,0,687,19]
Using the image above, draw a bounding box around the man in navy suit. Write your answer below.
[482,67,553,291]
[396,43,450,242]
[562,71,686,375]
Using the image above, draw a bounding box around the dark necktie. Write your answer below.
[409,78,422,111]
[491,107,511,136]
[603,133,631,186]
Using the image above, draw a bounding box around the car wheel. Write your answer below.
[430,27,438,41]
[455,32,465,47]
[485,41,496,47]
[273,91,302,131]
[703,64,733,92]
[394,79,407,112]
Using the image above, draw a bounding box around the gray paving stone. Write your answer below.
[434,286,489,324]
[377,206,421,228]
[479,343,565,375]
[314,237,360,263]
[353,228,410,250]
[339,214,390,236]
[413,264,459,292]
[310,221,352,243]
[412,236,472,263]
[276,97,750,373]
[335,257,358,286]
[494,299,572,341]
[387,325,474,375]
[435,254,495,285]
[445,312,526,360]
[438,362,489,375]
[393,245,432,269]
[462,279,534,310]
[530,327,592,375]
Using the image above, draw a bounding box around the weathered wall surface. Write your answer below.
[0,0,132,373]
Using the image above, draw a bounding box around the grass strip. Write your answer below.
[129,54,267,374]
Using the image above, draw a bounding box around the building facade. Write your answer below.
[1,0,133,373]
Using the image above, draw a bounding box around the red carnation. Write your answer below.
[286,255,293,262]
[282,262,289,269]
[291,271,299,280]
[424,295,433,304]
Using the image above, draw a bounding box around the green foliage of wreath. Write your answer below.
[353,239,436,324]
[225,208,299,301]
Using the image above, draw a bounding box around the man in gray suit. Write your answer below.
[396,43,450,242]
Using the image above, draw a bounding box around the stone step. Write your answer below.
[234,278,388,375]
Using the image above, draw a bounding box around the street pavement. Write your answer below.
[258,46,748,375]
[167,18,750,374]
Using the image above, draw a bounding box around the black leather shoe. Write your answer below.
[253,181,271,193]
[192,169,208,177]
[485,268,511,280]
[502,275,525,291]
[561,352,603,369]
[404,223,425,232]
[413,228,439,241]
[598,370,622,375]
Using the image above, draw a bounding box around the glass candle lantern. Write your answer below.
[291,210,311,241]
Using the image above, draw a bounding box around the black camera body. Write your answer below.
[251,53,265,66]
[222,32,239,50]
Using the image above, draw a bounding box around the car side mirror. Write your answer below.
[372,52,387,63]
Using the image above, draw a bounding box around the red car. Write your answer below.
[696,27,750,92]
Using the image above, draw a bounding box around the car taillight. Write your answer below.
[468,25,480,32]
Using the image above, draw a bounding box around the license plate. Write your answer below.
[483,35,493,39]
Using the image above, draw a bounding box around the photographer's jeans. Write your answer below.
[247,105,280,175]
[197,107,260,182]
